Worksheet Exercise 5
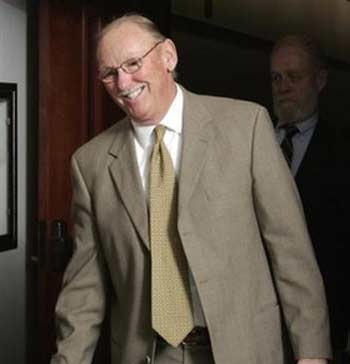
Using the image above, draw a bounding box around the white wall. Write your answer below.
[0,0,27,363]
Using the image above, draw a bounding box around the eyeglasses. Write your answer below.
[98,40,165,83]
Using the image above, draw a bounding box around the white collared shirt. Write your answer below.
[131,84,183,196]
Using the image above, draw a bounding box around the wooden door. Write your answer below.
[29,1,124,363]
[29,1,171,363]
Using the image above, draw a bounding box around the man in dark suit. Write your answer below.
[51,16,331,364]
[271,35,349,363]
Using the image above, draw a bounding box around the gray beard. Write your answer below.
[274,103,315,125]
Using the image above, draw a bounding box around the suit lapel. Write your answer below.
[178,90,213,217]
[108,120,150,250]
[106,90,214,249]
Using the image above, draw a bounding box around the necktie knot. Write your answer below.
[154,124,166,143]
[283,124,299,139]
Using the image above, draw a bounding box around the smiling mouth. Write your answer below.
[119,85,146,100]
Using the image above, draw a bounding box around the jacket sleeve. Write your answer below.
[51,155,107,364]
[251,107,332,359]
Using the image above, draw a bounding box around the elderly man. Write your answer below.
[51,15,331,364]
[271,35,349,363]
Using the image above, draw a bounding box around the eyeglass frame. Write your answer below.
[98,39,166,83]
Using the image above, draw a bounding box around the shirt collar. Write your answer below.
[131,84,183,149]
[277,113,318,135]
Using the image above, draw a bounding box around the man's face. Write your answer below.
[97,22,178,125]
[271,46,326,125]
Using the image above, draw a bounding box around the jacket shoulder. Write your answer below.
[184,89,269,126]
[72,117,128,163]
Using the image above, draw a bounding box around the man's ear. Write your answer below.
[316,69,328,92]
[162,39,178,72]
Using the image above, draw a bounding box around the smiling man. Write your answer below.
[96,21,176,125]
[271,35,350,364]
[51,16,331,364]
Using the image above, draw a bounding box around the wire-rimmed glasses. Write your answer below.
[98,39,165,83]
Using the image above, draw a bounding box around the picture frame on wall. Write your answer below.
[0,82,17,252]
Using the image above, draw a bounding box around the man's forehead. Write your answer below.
[271,46,313,69]
[102,22,151,46]
[271,46,314,72]
[98,23,153,61]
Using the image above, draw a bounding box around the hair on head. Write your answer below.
[97,12,166,43]
[272,35,328,70]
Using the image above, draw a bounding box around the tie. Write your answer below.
[149,125,194,347]
[280,125,299,167]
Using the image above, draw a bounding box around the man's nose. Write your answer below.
[277,77,292,93]
[116,69,132,89]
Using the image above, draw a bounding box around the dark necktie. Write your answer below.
[280,125,299,167]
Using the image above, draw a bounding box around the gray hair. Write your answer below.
[271,35,328,70]
[97,12,166,44]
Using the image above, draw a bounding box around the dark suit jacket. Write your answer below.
[295,120,350,351]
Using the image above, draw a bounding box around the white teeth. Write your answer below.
[120,86,145,100]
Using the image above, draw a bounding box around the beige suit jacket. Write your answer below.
[52,88,331,364]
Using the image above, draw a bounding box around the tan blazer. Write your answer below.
[52,88,331,364]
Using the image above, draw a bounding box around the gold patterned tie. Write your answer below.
[149,125,194,347]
